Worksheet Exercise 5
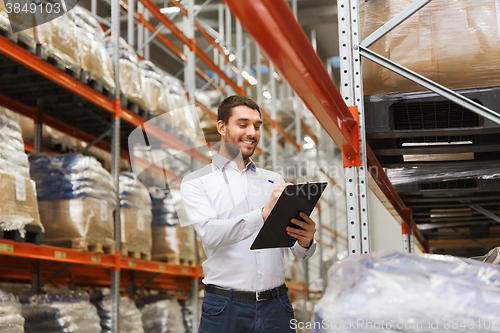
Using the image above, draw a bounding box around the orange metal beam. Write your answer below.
[225,0,359,160]
[23,140,56,154]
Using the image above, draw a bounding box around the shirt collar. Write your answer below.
[212,154,256,172]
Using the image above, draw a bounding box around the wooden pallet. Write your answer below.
[0,225,44,245]
[44,239,115,255]
[36,44,81,79]
[151,253,181,266]
[120,243,151,260]
[80,69,115,98]
[0,25,37,54]
[120,94,148,118]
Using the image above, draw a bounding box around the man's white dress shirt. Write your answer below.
[180,154,316,292]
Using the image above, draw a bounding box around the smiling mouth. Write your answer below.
[241,140,255,147]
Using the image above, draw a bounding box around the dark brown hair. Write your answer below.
[217,95,261,124]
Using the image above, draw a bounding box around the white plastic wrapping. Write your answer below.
[119,173,152,257]
[360,0,500,96]
[92,296,144,333]
[0,114,30,178]
[34,13,80,69]
[311,251,500,332]
[74,6,115,89]
[21,292,101,333]
[137,297,186,333]
[386,163,500,186]
[0,289,24,333]
[105,37,144,107]
[473,247,500,265]
[139,60,170,115]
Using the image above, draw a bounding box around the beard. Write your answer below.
[223,128,256,161]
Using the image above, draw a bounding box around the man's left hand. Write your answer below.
[286,212,316,248]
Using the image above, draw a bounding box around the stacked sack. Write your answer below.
[0,290,24,333]
[119,173,152,259]
[74,6,115,90]
[105,37,145,109]
[92,295,144,333]
[139,60,170,118]
[34,7,80,70]
[0,115,43,237]
[0,0,36,50]
[21,292,101,333]
[136,296,186,333]
[29,154,116,250]
[150,188,195,265]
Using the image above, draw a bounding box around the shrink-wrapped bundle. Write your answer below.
[119,173,152,259]
[92,296,144,333]
[22,292,101,333]
[136,296,186,333]
[0,289,24,333]
[360,0,500,96]
[150,189,195,265]
[312,251,500,332]
[74,6,115,89]
[34,10,80,69]
[139,60,170,116]
[29,154,116,250]
[0,115,43,237]
[105,37,144,108]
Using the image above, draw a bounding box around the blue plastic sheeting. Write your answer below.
[29,154,117,206]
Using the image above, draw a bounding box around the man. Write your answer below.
[181,95,317,333]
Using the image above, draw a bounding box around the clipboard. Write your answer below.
[250,182,328,250]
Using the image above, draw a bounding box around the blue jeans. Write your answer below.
[199,286,296,333]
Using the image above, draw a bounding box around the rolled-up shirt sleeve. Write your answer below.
[291,239,317,259]
[181,178,264,249]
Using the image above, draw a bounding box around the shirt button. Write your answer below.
[257,250,261,253]
[259,272,263,275]
[255,226,258,230]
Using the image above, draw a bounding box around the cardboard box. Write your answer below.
[151,224,195,264]
[360,0,500,95]
[0,172,43,234]
[120,207,152,256]
[38,197,114,250]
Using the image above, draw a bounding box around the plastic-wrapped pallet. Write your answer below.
[136,296,186,333]
[34,10,80,70]
[92,295,144,333]
[0,0,36,50]
[0,114,44,237]
[105,37,144,108]
[150,189,195,265]
[139,60,170,116]
[360,0,500,96]
[29,154,116,251]
[22,291,101,333]
[119,172,152,259]
[0,289,24,333]
[74,6,115,90]
[311,250,500,333]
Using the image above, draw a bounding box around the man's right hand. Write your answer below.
[261,183,294,222]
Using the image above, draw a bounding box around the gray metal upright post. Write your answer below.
[236,19,243,89]
[184,0,199,330]
[338,0,371,255]
[225,5,232,82]
[128,0,135,47]
[111,0,122,330]
[218,4,225,92]
[144,10,150,59]
[137,2,144,57]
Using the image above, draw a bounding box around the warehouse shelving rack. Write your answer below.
[0,1,334,331]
